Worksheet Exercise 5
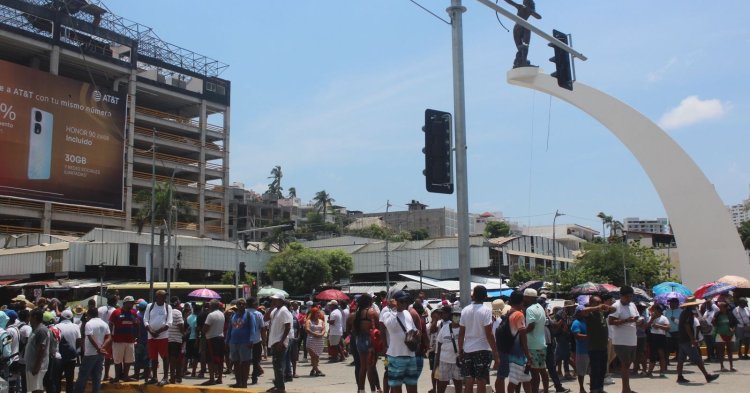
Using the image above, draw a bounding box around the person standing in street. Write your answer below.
[608,286,640,393]
[522,289,548,393]
[74,307,110,393]
[459,285,500,393]
[732,298,750,359]
[675,297,719,384]
[143,290,173,386]
[55,310,80,393]
[133,301,150,381]
[571,307,589,393]
[25,309,49,393]
[226,298,255,388]
[645,304,669,378]
[266,293,292,393]
[248,297,265,385]
[327,300,344,362]
[380,291,420,393]
[201,299,225,386]
[580,296,611,393]
[663,298,682,362]
[434,306,462,393]
[305,307,327,378]
[108,296,138,383]
[97,295,118,381]
[167,297,185,384]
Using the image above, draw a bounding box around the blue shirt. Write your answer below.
[187,314,197,340]
[248,308,264,344]
[571,319,588,354]
[136,310,148,345]
[226,310,256,345]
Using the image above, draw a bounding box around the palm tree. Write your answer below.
[133,182,192,234]
[596,211,613,239]
[313,190,335,223]
[267,165,283,198]
[287,187,297,199]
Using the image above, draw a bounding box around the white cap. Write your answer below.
[270,293,286,300]
[61,310,73,319]
[523,288,538,297]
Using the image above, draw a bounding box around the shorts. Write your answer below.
[329,335,342,346]
[386,355,419,387]
[575,353,589,377]
[207,337,225,365]
[613,345,636,366]
[147,338,168,361]
[529,349,546,369]
[355,334,371,354]
[555,338,571,362]
[649,335,667,361]
[112,342,135,364]
[288,338,300,362]
[461,350,492,381]
[677,343,702,364]
[437,360,462,382]
[230,343,253,362]
[104,340,113,360]
[186,339,198,360]
[508,362,531,385]
[718,334,735,343]
[168,342,182,358]
[497,352,510,378]
[636,337,646,356]
[26,368,47,392]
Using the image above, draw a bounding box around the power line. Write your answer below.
[407,0,452,25]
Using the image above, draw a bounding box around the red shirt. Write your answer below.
[109,308,139,343]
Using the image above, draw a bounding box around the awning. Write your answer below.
[10,280,59,288]
[503,249,574,263]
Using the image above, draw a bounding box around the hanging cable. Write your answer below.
[494,0,510,32]
[407,0,452,25]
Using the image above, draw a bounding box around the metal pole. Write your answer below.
[166,167,181,299]
[235,201,240,299]
[149,130,156,302]
[419,259,423,291]
[385,200,391,295]
[448,0,471,306]
[553,210,564,294]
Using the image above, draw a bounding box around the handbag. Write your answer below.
[448,324,463,367]
[395,312,420,352]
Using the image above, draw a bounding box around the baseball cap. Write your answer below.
[523,288,538,297]
[43,311,55,324]
[270,293,286,301]
[137,301,148,310]
[393,291,411,303]
[123,296,135,303]
[61,309,73,319]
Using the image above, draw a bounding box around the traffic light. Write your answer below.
[239,261,246,280]
[548,29,574,91]
[422,109,453,194]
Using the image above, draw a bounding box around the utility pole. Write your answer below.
[552,210,564,294]
[448,0,471,306]
[149,129,156,302]
[385,200,391,296]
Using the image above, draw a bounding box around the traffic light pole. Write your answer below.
[447,1,472,306]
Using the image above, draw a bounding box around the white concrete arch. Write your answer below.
[507,67,748,288]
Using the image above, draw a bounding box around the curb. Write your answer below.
[92,382,266,393]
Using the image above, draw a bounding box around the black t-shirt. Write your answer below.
[196,309,209,336]
[677,309,696,344]
[584,312,608,351]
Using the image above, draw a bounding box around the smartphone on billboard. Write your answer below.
[28,107,54,180]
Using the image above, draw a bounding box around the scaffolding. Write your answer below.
[0,0,229,77]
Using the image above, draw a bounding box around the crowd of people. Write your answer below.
[0,286,747,393]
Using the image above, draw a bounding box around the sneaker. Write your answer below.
[604,377,614,385]
[676,377,690,384]
[555,388,571,393]
[706,374,719,383]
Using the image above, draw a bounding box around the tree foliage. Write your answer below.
[410,228,430,241]
[313,190,335,223]
[739,220,750,250]
[221,271,256,285]
[507,267,542,287]
[568,241,675,289]
[484,221,511,238]
[345,224,411,242]
[266,165,283,198]
[266,243,354,295]
[133,181,192,234]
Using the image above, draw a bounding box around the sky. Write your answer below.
[107,1,750,230]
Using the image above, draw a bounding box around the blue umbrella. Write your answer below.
[652,282,693,296]
[701,282,735,299]
[655,292,687,305]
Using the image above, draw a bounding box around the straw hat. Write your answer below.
[492,299,509,317]
[680,296,705,308]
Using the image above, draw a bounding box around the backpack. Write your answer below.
[495,310,518,353]
[15,322,28,358]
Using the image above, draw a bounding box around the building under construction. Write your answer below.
[0,0,232,240]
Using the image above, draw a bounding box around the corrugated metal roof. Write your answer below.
[0,242,69,255]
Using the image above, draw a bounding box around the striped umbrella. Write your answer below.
[570,282,608,295]
[701,282,735,299]
[693,282,716,299]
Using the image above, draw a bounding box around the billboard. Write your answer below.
[0,60,126,210]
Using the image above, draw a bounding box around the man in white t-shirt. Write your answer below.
[266,293,292,392]
[459,285,499,393]
[327,300,344,362]
[143,290,173,386]
[380,290,420,392]
[202,299,225,386]
[733,298,750,359]
[608,286,640,393]
[97,295,118,382]
[74,308,110,393]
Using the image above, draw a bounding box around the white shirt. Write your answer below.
[98,305,116,323]
[459,303,493,353]
[609,300,639,346]
[268,306,293,347]
[649,315,669,335]
[380,309,416,357]
[143,303,173,339]
[56,319,81,349]
[9,322,32,364]
[703,305,718,335]
[437,322,459,364]
[733,306,750,326]
[328,309,343,336]
[168,309,184,343]
[83,317,110,357]
[204,310,225,339]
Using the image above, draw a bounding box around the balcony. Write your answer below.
[135,106,224,134]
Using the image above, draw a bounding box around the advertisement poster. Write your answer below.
[0,59,126,210]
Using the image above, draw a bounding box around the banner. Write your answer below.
[0,59,126,210]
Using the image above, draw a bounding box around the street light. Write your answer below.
[552,210,565,293]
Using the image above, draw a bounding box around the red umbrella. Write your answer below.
[693,282,716,299]
[315,289,349,301]
[188,288,221,299]
[600,284,620,293]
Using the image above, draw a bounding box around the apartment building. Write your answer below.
[623,217,670,234]
[0,1,231,239]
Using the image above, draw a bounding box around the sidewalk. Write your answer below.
[89,355,750,393]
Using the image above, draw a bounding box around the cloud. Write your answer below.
[658,95,729,130]
[647,57,678,82]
